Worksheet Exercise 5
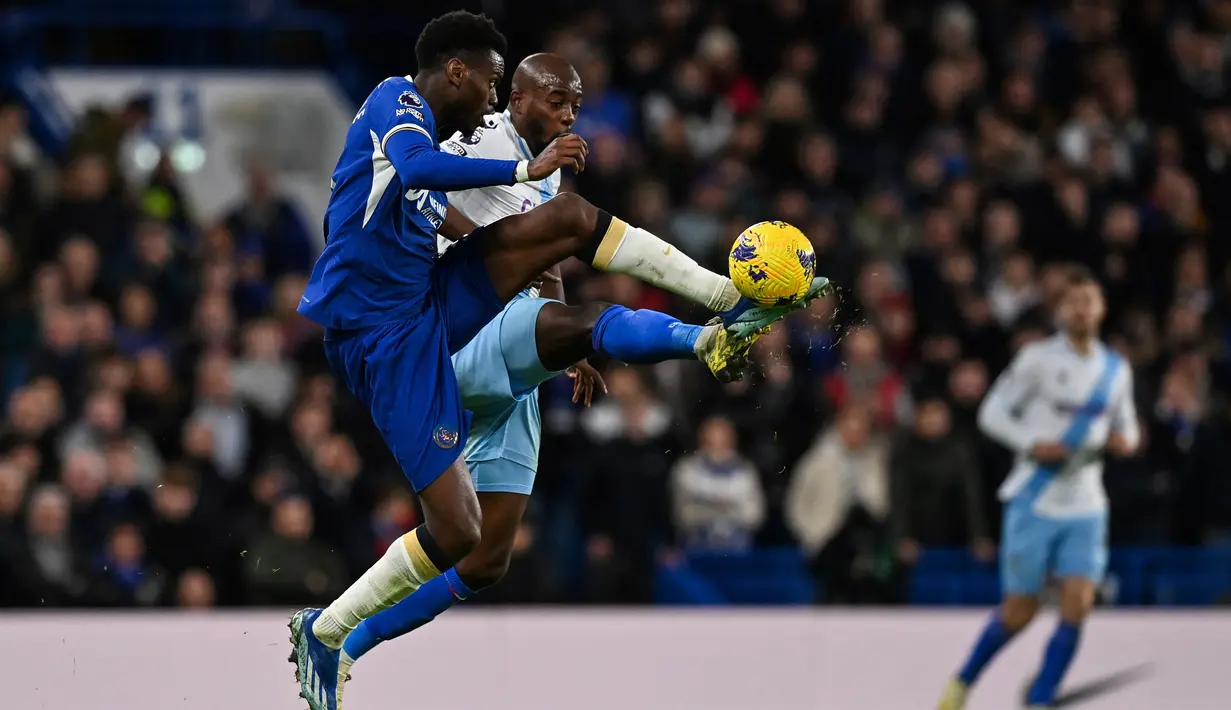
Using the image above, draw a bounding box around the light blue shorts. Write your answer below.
[1000,501,1109,595]
[450,295,563,495]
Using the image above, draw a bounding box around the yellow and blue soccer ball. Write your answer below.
[728,221,816,306]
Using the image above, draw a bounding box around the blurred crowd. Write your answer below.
[2,0,1231,608]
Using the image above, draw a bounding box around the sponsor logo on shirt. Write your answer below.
[443,142,467,156]
[405,188,446,229]
[396,107,424,121]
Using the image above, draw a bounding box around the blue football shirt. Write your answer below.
[299,76,522,330]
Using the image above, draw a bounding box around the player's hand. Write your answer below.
[567,360,606,407]
[529,269,561,291]
[1106,432,1135,458]
[529,134,588,178]
[1030,441,1070,464]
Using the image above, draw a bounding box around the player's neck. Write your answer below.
[1065,331,1097,356]
[509,116,544,156]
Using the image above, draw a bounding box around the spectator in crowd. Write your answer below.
[670,415,765,552]
[6,484,94,606]
[224,162,313,291]
[243,493,348,607]
[891,396,993,570]
[94,522,166,607]
[786,405,892,604]
[822,327,911,431]
[174,568,217,610]
[578,367,675,603]
[185,352,250,483]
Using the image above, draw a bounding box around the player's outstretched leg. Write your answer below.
[557,301,762,382]
[290,457,482,710]
[474,193,833,344]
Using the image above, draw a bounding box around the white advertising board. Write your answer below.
[4,609,1229,709]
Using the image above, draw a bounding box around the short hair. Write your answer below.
[414,11,507,72]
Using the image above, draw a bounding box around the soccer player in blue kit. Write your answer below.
[290,12,830,710]
[321,52,797,708]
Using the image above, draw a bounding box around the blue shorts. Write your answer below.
[451,296,563,495]
[322,235,504,492]
[1000,501,1109,595]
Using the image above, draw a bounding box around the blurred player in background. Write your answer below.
[328,52,756,706]
[937,266,1139,710]
[290,11,830,710]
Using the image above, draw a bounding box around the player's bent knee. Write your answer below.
[456,551,512,591]
[426,508,483,566]
[540,301,607,335]
[434,520,481,567]
[1058,578,1096,622]
[1000,595,1040,631]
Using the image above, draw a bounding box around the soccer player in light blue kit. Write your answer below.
[289,12,831,710]
[938,266,1139,710]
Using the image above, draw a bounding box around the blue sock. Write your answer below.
[1026,621,1082,705]
[957,613,1017,685]
[591,305,702,363]
[341,568,473,661]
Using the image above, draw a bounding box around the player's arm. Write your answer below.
[385,126,521,190]
[439,206,478,241]
[1107,366,1141,456]
[978,345,1048,455]
[382,115,584,191]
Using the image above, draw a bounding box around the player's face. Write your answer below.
[458,50,504,132]
[519,79,583,153]
[1060,282,1105,336]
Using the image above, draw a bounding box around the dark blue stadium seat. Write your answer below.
[654,549,814,605]
[1152,572,1231,606]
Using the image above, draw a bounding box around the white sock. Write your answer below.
[592,219,741,312]
[311,531,441,649]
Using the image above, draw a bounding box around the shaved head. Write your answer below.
[507,53,584,154]
[512,53,582,94]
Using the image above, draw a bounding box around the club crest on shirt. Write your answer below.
[398,90,423,108]
[433,426,459,449]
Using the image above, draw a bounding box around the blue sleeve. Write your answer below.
[385,129,519,191]
[367,80,519,191]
